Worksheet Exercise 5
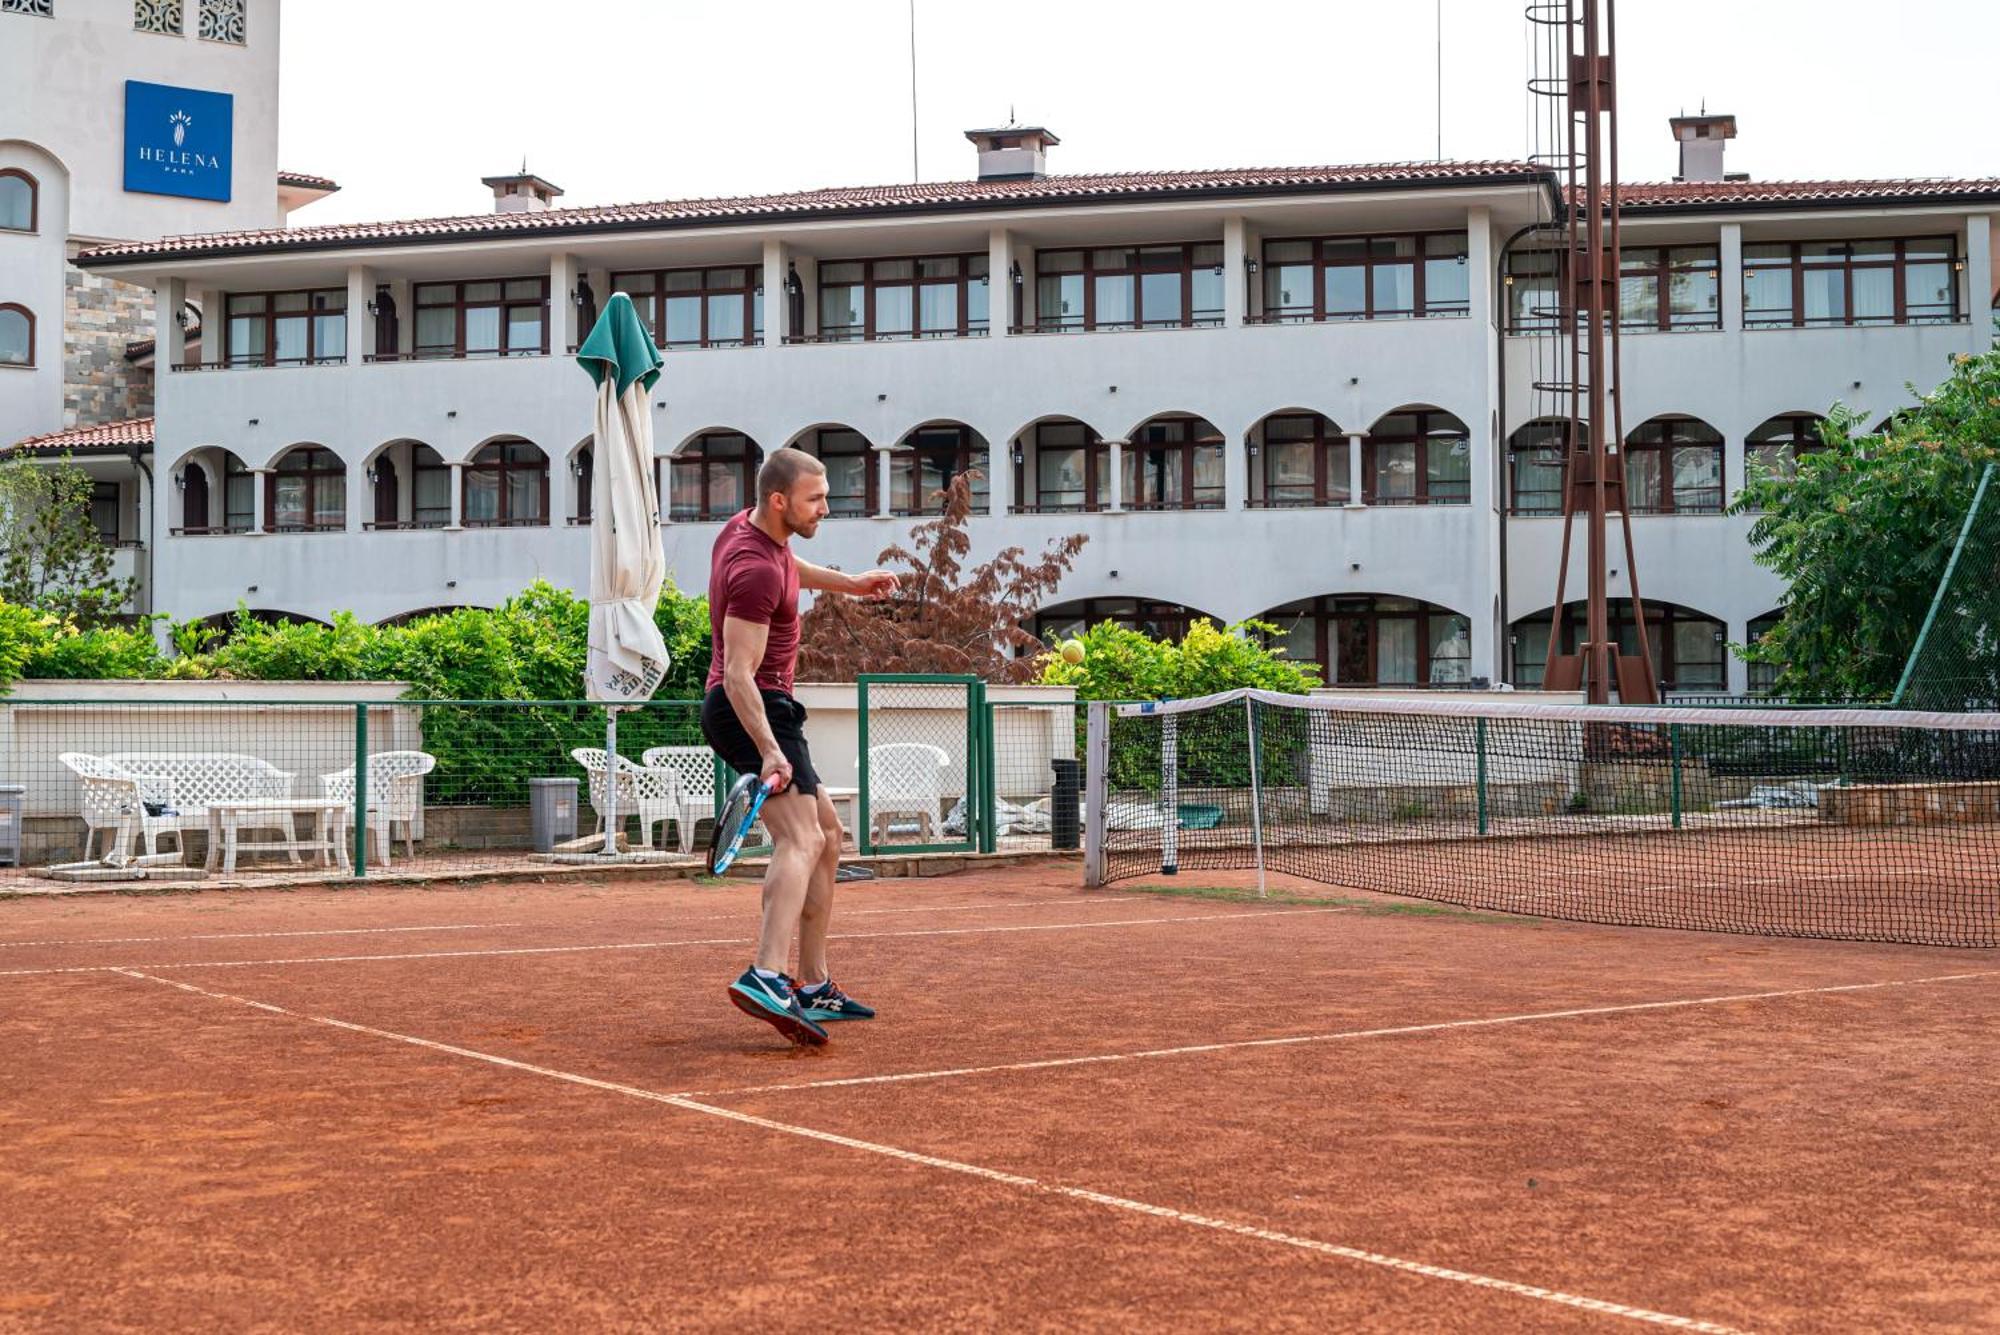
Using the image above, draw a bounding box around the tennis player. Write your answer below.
[703,448,897,1045]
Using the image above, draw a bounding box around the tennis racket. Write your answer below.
[708,772,774,875]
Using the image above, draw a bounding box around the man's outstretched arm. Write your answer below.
[796,556,897,599]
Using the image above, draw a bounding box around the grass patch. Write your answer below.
[1124,881,1534,925]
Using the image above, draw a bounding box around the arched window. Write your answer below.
[1508,419,1571,515]
[1367,409,1470,505]
[0,169,36,233]
[1034,599,1215,644]
[463,439,548,527]
[1263,595,1469,686]
[571,442,593,524]
[1745,414,1827,483]
[180,462,210,532]
[893,423,988,516]
[0,304,32,367]
[670,432,760,522]
[266,446,346,532]
[221,452,253,532]
[1251,412,1347,508]
[1125,414,1224,511]
[1625,416,1723,514]
[1016,420,1105,514]
[792,428,874,517]
[1512,601,1726,693]
[1746,611,1784,695]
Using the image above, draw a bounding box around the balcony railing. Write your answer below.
[1245,496,1346,509]
[1123,497,1226,512]
[264,521,347,534]
[365,346,551,363]
[170,524,253,536]
[1246,308,1469,326]
[1026,316,1225,335]
[363,519,451,532]
[461,515,550,529]
[785,326,990,345]
[171,353,347,373]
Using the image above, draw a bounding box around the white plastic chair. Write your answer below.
[322,750,437,866]
[640,745,716,854]
[59,752,184,864]
[867,743,949,844]
[572,748,684,851]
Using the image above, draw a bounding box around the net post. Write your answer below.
[351,702,368,879]
[1669,722,1683,829]
[1084,701,1108,887]
[1244,696,1267,899]
[977,681,998,855]
[1474,717,1489,836]
[1160,713,1179,876]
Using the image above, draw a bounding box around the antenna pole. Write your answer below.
[908,0,920,183]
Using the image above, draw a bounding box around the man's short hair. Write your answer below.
[756,446,827,506]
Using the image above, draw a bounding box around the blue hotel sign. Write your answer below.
[124,80,233,202]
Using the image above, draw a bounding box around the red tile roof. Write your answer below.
[277,170,340,192]
[6,417,155,455]
[77,161,1549,264]
[1612,178,2000,208]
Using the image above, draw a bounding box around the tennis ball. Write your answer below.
[1060,638,1086,665]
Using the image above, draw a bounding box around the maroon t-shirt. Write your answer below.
[705,510,801,694]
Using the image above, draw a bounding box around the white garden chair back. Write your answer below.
[58,752,184,864]
[102,751,297,853]
[867,743,949,843]
[640,745,715,854]
[322,750,437,865]
[572,748,685,851]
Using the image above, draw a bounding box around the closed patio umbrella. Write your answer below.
[576,292,670,853]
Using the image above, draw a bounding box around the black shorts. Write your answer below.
[701,685,821,799]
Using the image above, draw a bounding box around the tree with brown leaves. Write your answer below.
[797,473,1086,683]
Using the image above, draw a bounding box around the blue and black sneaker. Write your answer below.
[727,968,829,1046]
[791,977,876,1023]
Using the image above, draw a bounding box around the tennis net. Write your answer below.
[1086,690,2000,947]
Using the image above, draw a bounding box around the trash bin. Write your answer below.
[529,777,578,853]
[1049,759,1081,850]
[0,784,21,867]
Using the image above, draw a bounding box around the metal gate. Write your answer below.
[856,674,993,855]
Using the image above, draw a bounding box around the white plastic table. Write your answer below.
[204,799,349,873]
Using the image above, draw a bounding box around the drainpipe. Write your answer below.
[131,443,156,631]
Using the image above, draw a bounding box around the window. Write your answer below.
[197,0,243,42]
[1124,416,1224,511]
[1743,238,1959,329]
[1366,410,1470,505]
[1034,600,1211,644]
[225,289,346,366]
[613,267,762,349]
[813,253,988,342]
[1262,233,1468,323]
[266,447,345,532]
[1504,249,1563,331]
[1253,414,1348,507]
[1513,602,1724,692]
[134,0,181,32]
[89,481,121,542]
[893,425,988,516]
[1265,596,1469,686]
[1625,417,1723,514]
[1618,246,1719,331]
[0,169,36,232]
[792,430,873,516]
[1745,414,1828,484]
[1746,612,1783,694]
[671,432,761,522]
[0,304,31,366]
[1035,244,1223,332]
[572,444,593,523]
[1508,419,1571,515]
[1019,421,1105,513]
[462,440,548,527]
[411,446,452,528]
[413,278,548,359]
[221,452,253,532]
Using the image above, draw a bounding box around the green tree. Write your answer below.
[1734,347,2000,701]
[0,454,137,627]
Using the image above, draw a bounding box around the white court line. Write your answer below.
[0,896,1147,951]
[110,967,1748,1333]
[693,968,2000,1097]
[0,907,1345,978]
[0,922,524,949]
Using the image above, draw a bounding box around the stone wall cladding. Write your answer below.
[64,265,155,428]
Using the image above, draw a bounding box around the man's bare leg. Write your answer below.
[795,789,845,985]
[752,792,823,975]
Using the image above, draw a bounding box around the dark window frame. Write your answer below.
[892,425,988,516]
[1124,415,1225,512]
[410,445,453,528]
[1034,242,1225,333]
[0,302,33,367]
[1251,413,1348,508]
[1016,421,1107,514]
[611,266,763,350]
[263,445,346,533]
[1266,595,1471,687]
[670,432,762,523]
[411,277,551,360]
[88,480,121,542]
[1507,419,1573,515]
[225,288,347,367]
[792,429,876,517]
[1742,236,1960,329]
[1507,245,1723,333]
[460,439,549,528]
[1365,409,1472,506]
[1514,601,1726,693]
[1625,416,1724,515]
[1745,413,1828,485]
[1260,230,1470,324]
[812,252,990,343]
[0,167,38,233]
[1033,598,1210,644]
[571,443,593,524]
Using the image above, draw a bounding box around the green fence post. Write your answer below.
[1669,723,1684,830]
[978,682,997,855]
[856,678,873,856]
[1474,717,1489,836]
[352,702,368,879]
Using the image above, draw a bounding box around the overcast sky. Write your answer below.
[281,0,2000,227]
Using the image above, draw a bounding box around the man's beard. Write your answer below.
[783,510,819,539]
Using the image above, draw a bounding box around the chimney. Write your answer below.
[1668,113,1746,184]
[964,125,1060,181]
[480,164,563,214]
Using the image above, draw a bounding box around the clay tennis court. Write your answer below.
[5,862,1998,1331]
